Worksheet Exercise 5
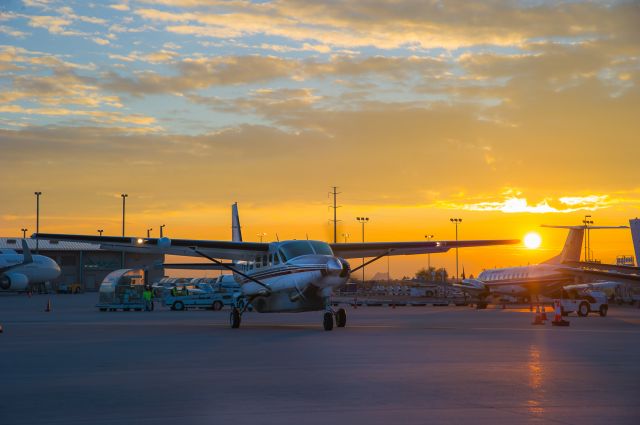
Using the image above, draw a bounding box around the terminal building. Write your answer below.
[0,238,164,291]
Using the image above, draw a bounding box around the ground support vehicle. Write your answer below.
[557,290,609,317]
[163,292,230,311]
[96,269,147,312]
[57,282,82,294]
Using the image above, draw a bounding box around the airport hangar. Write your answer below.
[0,237,164,291]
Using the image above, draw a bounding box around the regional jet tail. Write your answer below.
[34,203,518,331]
[459,224,629,306]
[0,240,61,291]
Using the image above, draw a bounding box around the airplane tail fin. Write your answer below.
[542,226,584,265]
[232,202,242,242]
[630,218,640,266]
[541,224,629,265]
[21,240,33,264]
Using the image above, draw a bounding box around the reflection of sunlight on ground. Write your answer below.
[527,344,546,416]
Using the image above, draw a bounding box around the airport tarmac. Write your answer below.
[1,294,639,425]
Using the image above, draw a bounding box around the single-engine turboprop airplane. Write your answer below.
[35,203,518,330]
[1,240,61,292]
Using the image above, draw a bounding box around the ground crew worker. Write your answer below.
[170,286,177,297]
[143,286,153,311]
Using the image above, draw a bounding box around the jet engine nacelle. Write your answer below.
[157,237,171,249]
[0,272,29,291]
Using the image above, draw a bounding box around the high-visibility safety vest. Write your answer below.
[143,290,152,301]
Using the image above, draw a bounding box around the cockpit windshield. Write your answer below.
[278,240,334,261]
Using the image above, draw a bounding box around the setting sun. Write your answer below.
[524,232,542,249]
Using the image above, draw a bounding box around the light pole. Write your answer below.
[34,191,41,253]
[160,224,166,238]
[21,228,28,239]
[425,234,434,272]
[147,228,153,238]
[121,193,127,268]
[341,233,350,243]
[257,232,266,243]
[583,215,593,262]
[356,217,369,282]
[121,194,128,237]
[450,218,462,282]
[97,229,103,236]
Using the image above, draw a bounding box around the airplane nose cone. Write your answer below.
[326,257,343,275]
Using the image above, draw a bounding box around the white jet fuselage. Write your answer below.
[0,254,61,291]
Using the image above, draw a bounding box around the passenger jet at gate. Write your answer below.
[1,240,61,292]
[35,204,518,330]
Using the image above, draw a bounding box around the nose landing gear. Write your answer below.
[323,307,347,331]
[323,312,334,331]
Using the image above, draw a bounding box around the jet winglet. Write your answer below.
[21,240,33,264]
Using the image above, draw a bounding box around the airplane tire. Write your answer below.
[577,302,589,317]
[230,308,241,328]
[212,301,223,311]
[336,308,347,328]
[476,301,488,310]
[599,305,608,317]
[323,312,334,331]
[173,301,185,311]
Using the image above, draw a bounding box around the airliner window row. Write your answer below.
[497,271,529,280]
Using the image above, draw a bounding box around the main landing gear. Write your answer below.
[229,297,250,329]
[323,307,347,331]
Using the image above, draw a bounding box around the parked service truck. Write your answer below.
[557,290,608,317]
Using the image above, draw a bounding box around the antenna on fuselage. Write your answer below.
[276,233,280,242]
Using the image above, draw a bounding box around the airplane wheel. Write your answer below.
[323,312,334,331]
[336,308,347,328]
[577,302,589,317]
[230,308,241,328]
[599,305,608,317]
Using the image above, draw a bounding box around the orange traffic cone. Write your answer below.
[541,305,548,321]
[551,300,570,327]
[45,298,52,312]
[531,304,544,325]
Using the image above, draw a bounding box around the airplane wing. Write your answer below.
[330,239,519,259]
[561,261,640,283]
[33,233,268,261]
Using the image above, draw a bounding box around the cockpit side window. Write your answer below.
[278,249,287,263]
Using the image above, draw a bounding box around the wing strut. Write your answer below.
[189,247,272,294]
[350,250,392,274]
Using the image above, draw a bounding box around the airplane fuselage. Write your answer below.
[476,264,574,298]
[0,254,61,291]
[233,241,350,312]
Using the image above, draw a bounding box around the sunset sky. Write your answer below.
[1,0,638,278]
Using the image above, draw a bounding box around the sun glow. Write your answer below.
[524,232,542,249]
